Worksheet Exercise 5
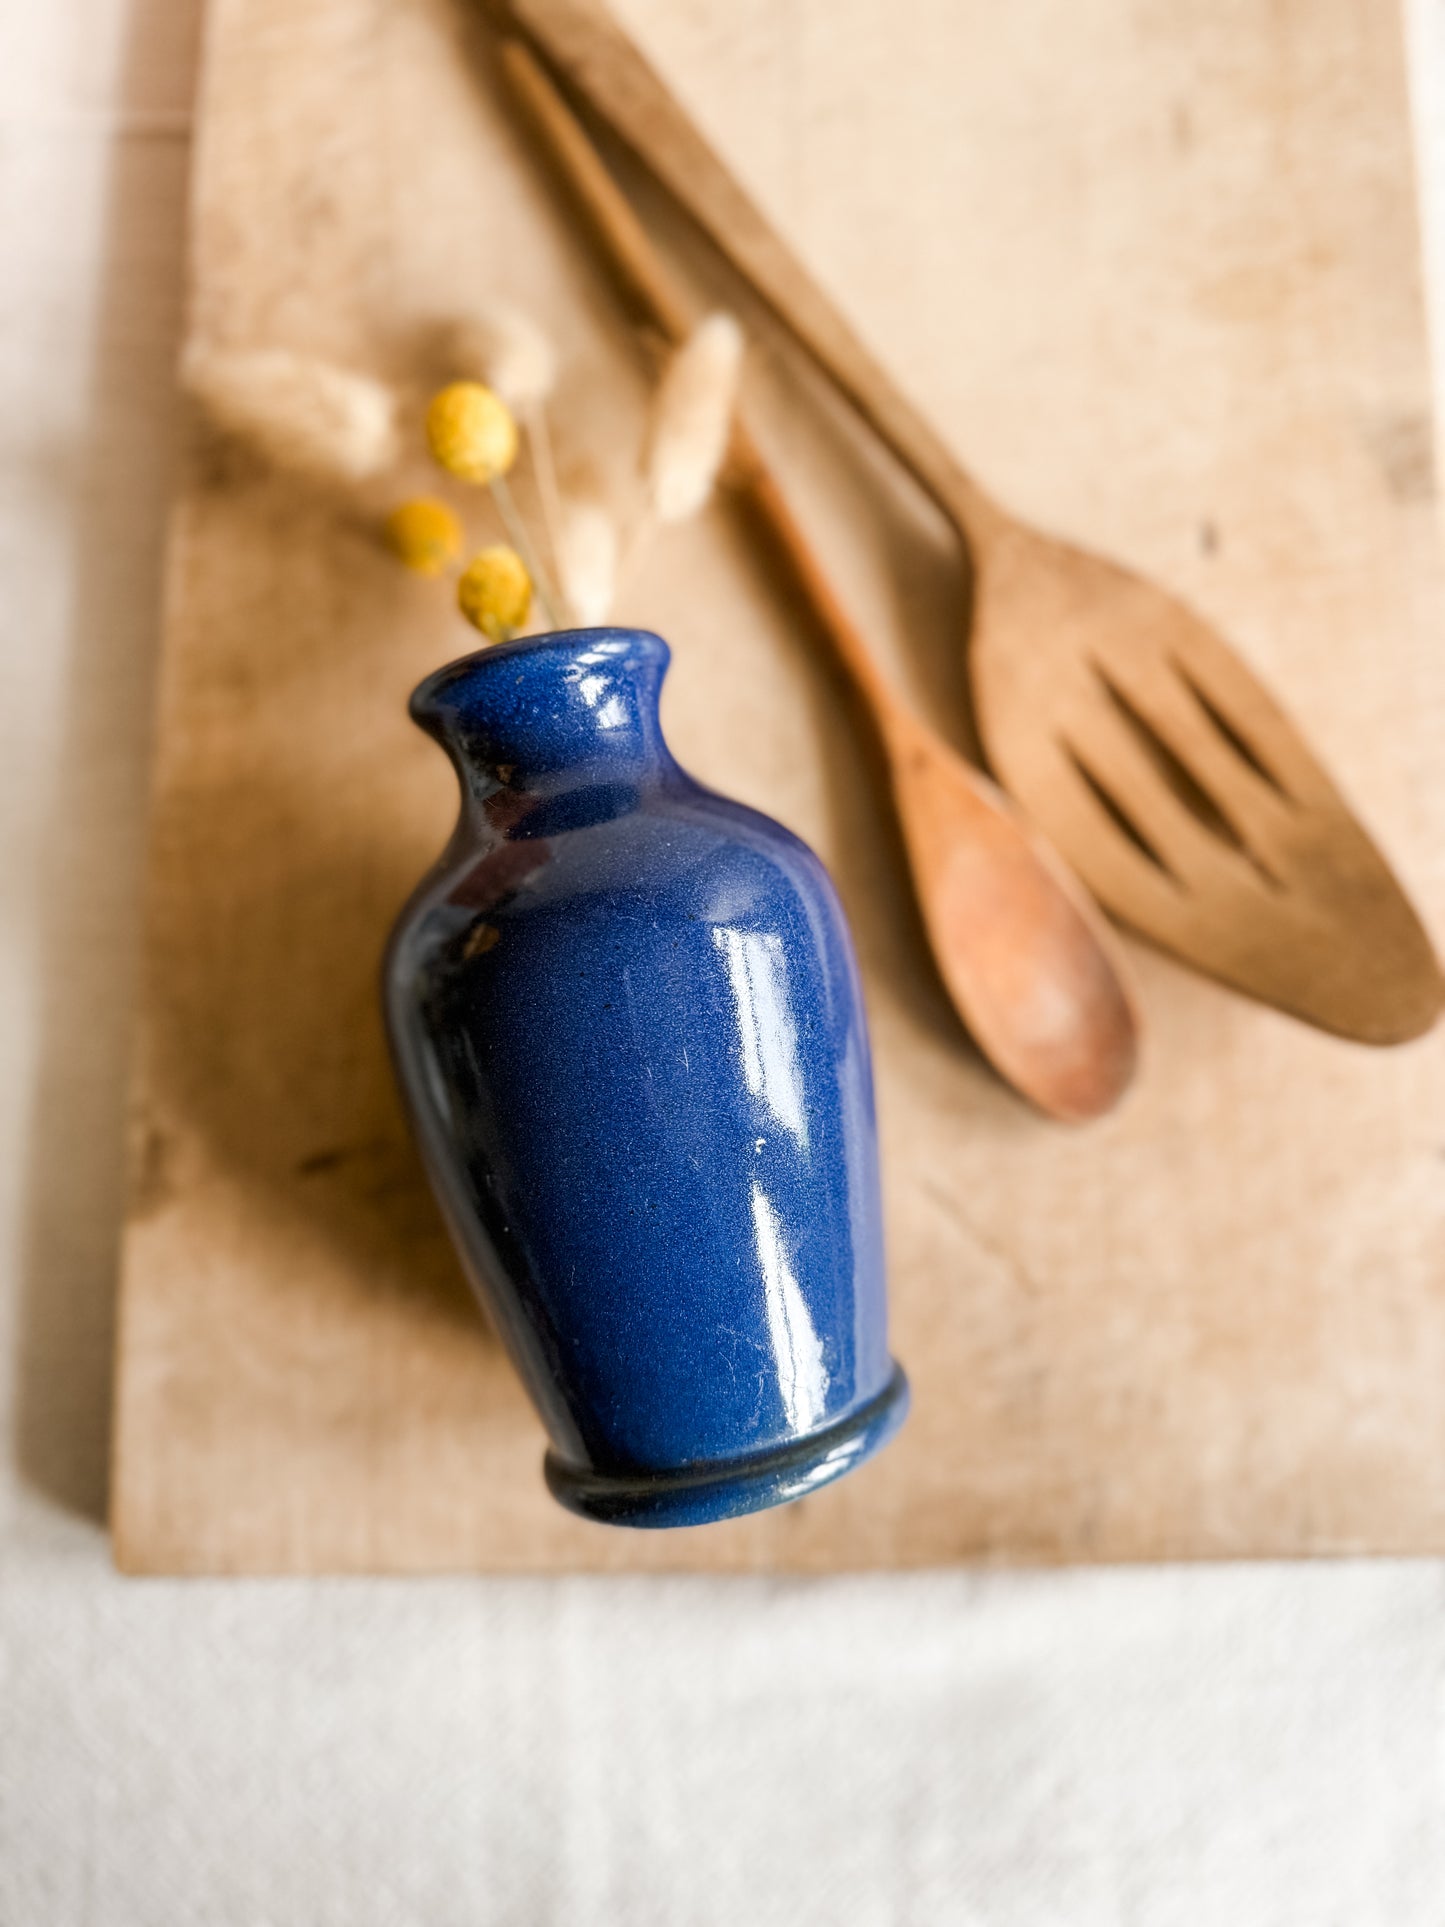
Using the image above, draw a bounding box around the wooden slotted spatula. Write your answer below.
[505,0,1445,1044]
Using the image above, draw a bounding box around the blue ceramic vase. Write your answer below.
[383,628,907,1527]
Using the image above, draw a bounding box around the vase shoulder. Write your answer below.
[403,773,840,952]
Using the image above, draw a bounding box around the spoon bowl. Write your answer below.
[879,701,1140,1117]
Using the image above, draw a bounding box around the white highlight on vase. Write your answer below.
[713,927,809,1147]
[749,1183,829,1432]
[572,670,628,730]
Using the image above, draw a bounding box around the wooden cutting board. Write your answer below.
[111,0,1445,1572]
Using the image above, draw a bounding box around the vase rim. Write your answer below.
[410,626,669,718]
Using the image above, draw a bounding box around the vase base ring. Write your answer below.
[544,1365,910,1530]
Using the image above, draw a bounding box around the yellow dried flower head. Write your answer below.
[425,381,518,484]
[384,496,463,576]
[457,545,532,642]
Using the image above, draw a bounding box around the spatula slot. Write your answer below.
[1091,664,1283,891]
[1172,658,1295,804]
[1062,742,1183,886]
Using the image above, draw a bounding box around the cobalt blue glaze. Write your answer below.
[383,628,907,1527]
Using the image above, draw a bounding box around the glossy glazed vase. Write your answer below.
[384,628,908,1527]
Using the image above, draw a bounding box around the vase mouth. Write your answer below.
[410,626,670,724]
[409,627,674,790]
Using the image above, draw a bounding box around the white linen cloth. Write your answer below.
[3,2,1444,1919]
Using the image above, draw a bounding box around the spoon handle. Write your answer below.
[506,0,1001,535]
[501,38,900,724]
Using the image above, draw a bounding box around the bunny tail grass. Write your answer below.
[641,312,744,524]
[447,303,557,409]
[557,501,618,626]
[182,342,399,483]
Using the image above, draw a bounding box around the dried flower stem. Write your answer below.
[522,401,567,593]
[614,497,653,603]
[490,472,562,627]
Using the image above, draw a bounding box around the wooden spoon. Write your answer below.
[503,39,1140,1121]
[505,0,1445,1045]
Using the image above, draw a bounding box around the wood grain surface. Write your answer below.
[112,0,1445,1571]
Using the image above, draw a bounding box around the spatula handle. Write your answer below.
[506,0,998,533]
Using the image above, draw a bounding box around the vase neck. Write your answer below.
[411,628,674,797]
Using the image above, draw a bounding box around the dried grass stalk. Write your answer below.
[641,312,743,524]
[446,303,557,407]
[557,501,618,626]
[182,342,399,483]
